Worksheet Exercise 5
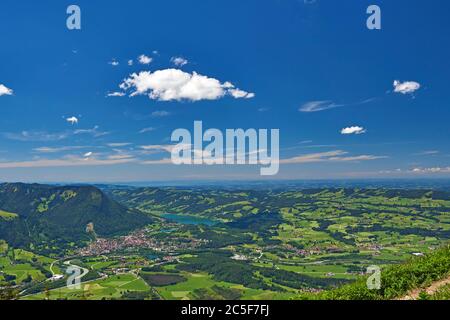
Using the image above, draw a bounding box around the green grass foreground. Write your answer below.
[298,243,450,300]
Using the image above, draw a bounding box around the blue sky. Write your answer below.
[0,0,449,182]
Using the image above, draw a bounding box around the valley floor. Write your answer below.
[2,187,450,300]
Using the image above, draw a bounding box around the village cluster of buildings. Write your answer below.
[78,229,208,257]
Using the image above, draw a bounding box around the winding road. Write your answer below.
[64,260,89,286]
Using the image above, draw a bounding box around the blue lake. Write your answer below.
[161,213,218,226]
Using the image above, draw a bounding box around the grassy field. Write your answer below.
[0,247,55,285]
[0,210,18,221]
[24,273,150,300]
[153,271,291,300]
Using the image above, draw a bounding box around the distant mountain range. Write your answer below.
[95,179,450,191]
[0,183,154,249]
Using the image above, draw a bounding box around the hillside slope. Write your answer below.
[0,183,154,250]
[399,276,450,300]
[298,244,450,300]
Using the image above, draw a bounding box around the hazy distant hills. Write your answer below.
[0,183,154,249]
[105,186,450,220]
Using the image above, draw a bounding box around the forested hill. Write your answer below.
[0,183,154,251]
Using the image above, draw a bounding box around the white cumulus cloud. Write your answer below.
[66,116,79,125]
[0,84,13,96]
[118,69,254,102]
[341,126,366,135]
[171,57,188,66]
[228,88,255,99]
[138,54,153,65]
[393,80,421,94]
[109,60,119,67]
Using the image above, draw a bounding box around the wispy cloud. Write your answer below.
[140,158,173,165]
[3,131,70,142]
[151,110,171,118]
[33,146,92,153]
[414,150,440,156]
[329,155,386,162]
[4,126,109,142]
[300,79,419,114]
[106,92,126,97]
[281,150,386,164]
[299,98,375,113]
[0,155,136,169]
[106,142,132,147]
[139,127,157,134]
[379,166,450,175]
[411,167,450,173]
[138,145,266,165]
[74,126,110,137]
[140,144,175,153]
[299,100,343,113]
